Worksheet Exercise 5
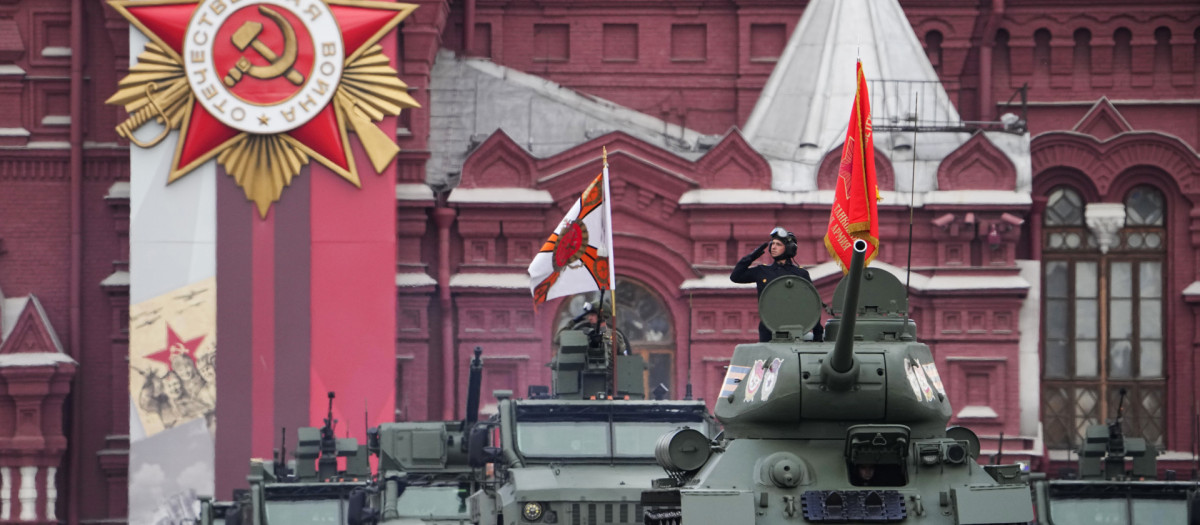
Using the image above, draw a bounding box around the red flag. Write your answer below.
[824,61,880,273]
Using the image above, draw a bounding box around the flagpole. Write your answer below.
[602,147,620,397]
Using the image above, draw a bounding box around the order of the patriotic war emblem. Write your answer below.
[187,0,342,134]
[107,0,421,216]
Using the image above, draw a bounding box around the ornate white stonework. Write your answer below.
[1085,203,1126,254]
[18,466,36,521]
[1,467,10,520]
[45,467,56,521]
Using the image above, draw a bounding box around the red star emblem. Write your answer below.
[145,324,207,370]
[107,0,420,216]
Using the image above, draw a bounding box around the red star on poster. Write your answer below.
[144,324,207,370]
[107,0,420,217]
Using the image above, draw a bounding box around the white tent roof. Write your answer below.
[743,0,1029,193]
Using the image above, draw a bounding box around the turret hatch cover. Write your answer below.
[830,268,907,317]
[758,275,822,336]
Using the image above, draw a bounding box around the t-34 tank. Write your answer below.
[642,240,1034,524]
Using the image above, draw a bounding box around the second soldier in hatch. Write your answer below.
[730,227,821,342]
[557,297,632,355]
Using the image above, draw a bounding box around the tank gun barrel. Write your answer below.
[830,239,868,373]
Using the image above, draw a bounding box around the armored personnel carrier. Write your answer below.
[199,348,488,525]
[641,240,1034,524]
[198,318,711,525]
[465,314,713,525]
[1030,388,1200,524]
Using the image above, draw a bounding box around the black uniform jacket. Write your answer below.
[730,253,812,295]
[730,250,814,342]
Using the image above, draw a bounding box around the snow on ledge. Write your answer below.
[786,260,1028,293]
[679,190,1031,207]
[449,188,553,204]
[921,190,1032,206]
[449,273,530,289]
[0,352,76,367]
[956,405,999,419]
[101,271,130,288]
[396,273,437,288]
[679,189,790,205]
[1183,281,1200,297]
[397,183,434,201]
[106,182,131,200]
[680,274,756,290]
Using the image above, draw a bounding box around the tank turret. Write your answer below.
[714,240,947,440]
[643,240,1034,525]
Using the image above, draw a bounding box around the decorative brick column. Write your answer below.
[0,295,77,524]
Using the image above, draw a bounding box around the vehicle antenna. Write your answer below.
[685,291,694,400]
[994,432,1005,465]
[903,92,919,332]
[277,426,288,479]
[364,399,369,442]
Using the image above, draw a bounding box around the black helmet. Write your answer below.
[769,226,798,261]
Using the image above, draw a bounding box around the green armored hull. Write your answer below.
[469,398,712,525]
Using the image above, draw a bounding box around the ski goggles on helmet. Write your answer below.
[770,226,790,240]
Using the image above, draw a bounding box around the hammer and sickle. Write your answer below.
[223,6,305,87]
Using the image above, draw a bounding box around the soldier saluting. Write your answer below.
[730,227,819,342]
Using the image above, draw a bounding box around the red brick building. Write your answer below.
[0,0,1196,521]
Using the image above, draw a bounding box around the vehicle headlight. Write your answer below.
[522,502,544,522]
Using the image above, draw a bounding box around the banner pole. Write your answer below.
[602,147,619,397]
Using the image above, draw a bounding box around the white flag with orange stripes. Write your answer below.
[528,161,615,305]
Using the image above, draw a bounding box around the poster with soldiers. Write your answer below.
[129,277,217,439]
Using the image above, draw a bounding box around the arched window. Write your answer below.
[1073,29,1091,89]
[994,29,1011,89]
[1108,186,1167,444]
[925,30,944,75]
[1040,185,1167,450]
[1113,28,1133,80]
[1033,29,1052,87]
[1041,187,1095,451]
[1154,27,1172,78]
[553,277,676,397]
